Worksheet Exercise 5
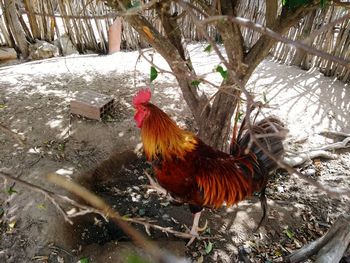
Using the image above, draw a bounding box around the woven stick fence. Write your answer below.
[0,0,348,82]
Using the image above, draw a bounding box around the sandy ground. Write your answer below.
[0,45,349,262]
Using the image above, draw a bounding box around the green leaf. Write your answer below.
[283,228,294,239]
[205,227,211,234]
[204,44,212,53]
[150,66,158,83]
[0,207,4,217]
[37,204,46,210]
[235,111,243,121]
[191,80,201,88]
[160,201,170,207]
[138,208,145,216]
[282,0,313,9]
[127,0,141,9]
[78,257,89,263]
[132,0,141,8]
[205,241,213,254]
[0,104,6,109]
[274,250,282,257]
[57,143,65,152]
[6,186,17,195]
[263,92,268,103]
[216,65,228,80]
[122,214,130,220]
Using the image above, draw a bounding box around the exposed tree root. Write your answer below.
[283,131,350,167]
[285,214,350,263]
[284,150,337,167]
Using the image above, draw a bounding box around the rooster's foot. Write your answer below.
[144,171,167,196]
[186,229,199,246]
[186,212,208,246]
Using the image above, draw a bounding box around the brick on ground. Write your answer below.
[70,90,114,120]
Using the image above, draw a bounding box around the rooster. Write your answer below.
[133,88,286,245]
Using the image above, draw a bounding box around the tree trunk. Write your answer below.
[197,87,240,151]
[291,10,317,69]
[4,0,29,58]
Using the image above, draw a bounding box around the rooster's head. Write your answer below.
[133,88,151,128]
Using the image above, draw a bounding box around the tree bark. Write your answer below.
[4,0,29,58]
[198,86,240,150]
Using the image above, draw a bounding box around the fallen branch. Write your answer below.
[284,133,350,167]
[284,150,337,167]
[0,170,103,224]
[285,214,350,263]
[312,136,350,152]
[319,130,350,139]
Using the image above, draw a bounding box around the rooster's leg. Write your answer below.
[186,211,202,246]
[256,187,267,231]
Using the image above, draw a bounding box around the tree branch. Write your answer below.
[155,1,187,61]
[304,12,350,43]
[265,0,278,28]
[284,150,337,167]
[190,0,215,16]
[332,0,350,9]
[0,170,102,224]
[244,5,313,72]
[199,15,350,72]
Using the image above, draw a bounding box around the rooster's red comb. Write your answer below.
[133,88,152,106]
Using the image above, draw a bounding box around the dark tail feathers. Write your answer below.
[230,113,286,230]
[231,115,286,173]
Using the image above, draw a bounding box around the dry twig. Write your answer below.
[0,123,25,146]
[0,170,100,224]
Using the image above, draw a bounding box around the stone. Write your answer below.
[0,47,17,61]
[55,33,79,56]
[29,40,59,60]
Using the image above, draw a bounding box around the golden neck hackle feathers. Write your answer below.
[141,103,197,160]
